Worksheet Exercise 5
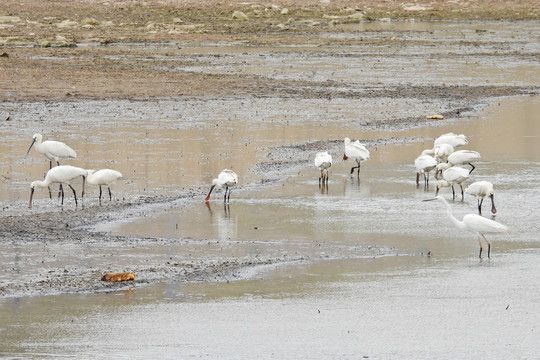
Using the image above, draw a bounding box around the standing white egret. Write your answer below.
[315,151,332,185]
[25,133,77,169]
[414,154,437,186]
[205,169,238,203]
[86,169,123,204]
[423,196,509,258]
[343,137,370,177]
[435,166,469,200]
[465,181,496,215]
[433,133,468,149]
[29,165,86,207]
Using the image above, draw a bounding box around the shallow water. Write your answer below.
[1,21,540,358]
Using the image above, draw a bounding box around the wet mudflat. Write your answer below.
[1,19,539,359]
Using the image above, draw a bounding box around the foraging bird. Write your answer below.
[86,169,123,204]
[29,165,86,207]
[25,133,77,169]
[343,137,370,177]
[433,133,468,149]
[435,166,469,200]
[414,154,437,186]
[205,169,238,203]
[433,143,454,163]
[465,181,496,215]
[447,150,481,174]
[423,196,509,258]
[315,151,332,185]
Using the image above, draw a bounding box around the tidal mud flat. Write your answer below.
[1,3,539,298]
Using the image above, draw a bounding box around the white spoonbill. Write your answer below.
[205,169,238,203]
[465,181,496,215]
[315,151,332,185]
[433,143,454,163]
[29,165,86,208]
[86,169,123,204]
[433,132,468,149]
[435,166,469,200]
[423,196,509,258]
[343,137,370,177]
[25,133,77,169]
[414,154,437,186]
[435,150,481,178]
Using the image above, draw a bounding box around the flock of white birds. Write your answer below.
[25,131,509,258]
[25,133,123,207]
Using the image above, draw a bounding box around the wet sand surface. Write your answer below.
[1,18,539,358]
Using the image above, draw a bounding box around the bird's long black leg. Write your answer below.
[357,160,361,177]
[224,185,228,204]
[468,163,475,174]
[416,172,420,186]
[451,185,456,200]
[228,189,231,203]
[58,184,63,199]
[60,185,65,205]
[56,161,60,167]
[325,170,329,184]
[48,186,52,199]
[350,166,359,176]
[69,184,78,206]
[99,185,103,205]
[478,237,483,259]
[482,234,491,259]
[108,187,112,201]
[49,161,53,170]
[478,198,484,215]
[460,185,464,201]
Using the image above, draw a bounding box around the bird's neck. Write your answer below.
[441,198,466,230]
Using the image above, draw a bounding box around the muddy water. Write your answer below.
[2,95,538,358]
[1,21,539,357]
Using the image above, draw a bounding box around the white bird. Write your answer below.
[315,151,332,185]
[343,137,370,177]
[414,154,437,186]
[86,169,123,204]
[433,132,468,149]
[435,166,469,200]
[25,133,77,169]
[423,196,509,258]
[433,143,454,163]
[448,150,481,173]
[205,169,238,203]
[29,165,86,208]
[465,181,496,215]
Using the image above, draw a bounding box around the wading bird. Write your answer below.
[29,165,86,208]
[433,132,468,149]
[434,143,454,163]
[315,151,332,185]
[205,169,238,204]
[447,150,481,174]
[343,137,370,177]
[25,133,77,169]
[86,169,123,204]
[465,181,496,215]
[423,196,509,258]
[414,154,437,186]
[435,166,469,200]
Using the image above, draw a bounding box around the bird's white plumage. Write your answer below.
[447,150,481,165]
[26,133,77,164]
[314,152,332,170]
[344,137,370,161]
[86,169,123,186]
[30,165,86,188]
[213,169,238,188]
[434,143,454,162]
[433,132,468,149]
[442,166,469,185]
[462,214,509,234]
[465,181,494,198]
